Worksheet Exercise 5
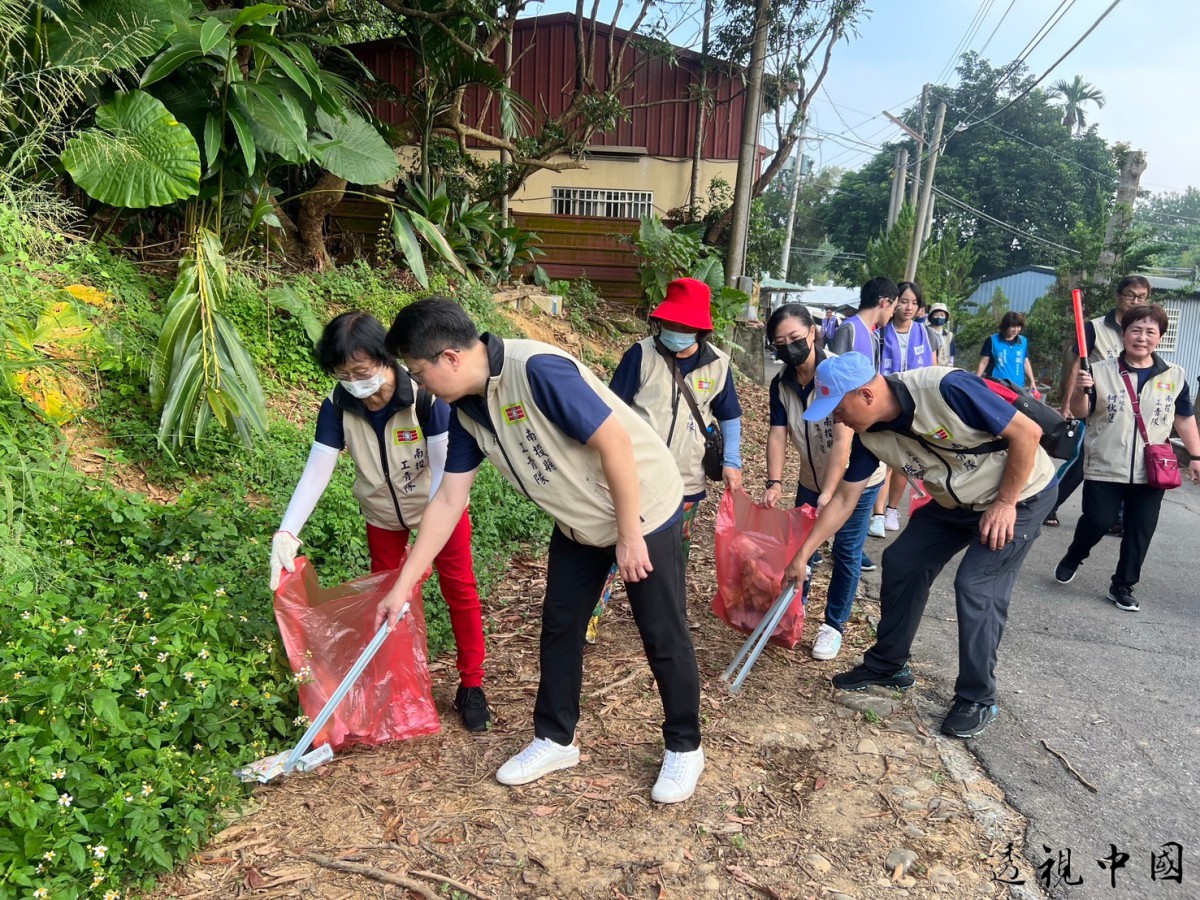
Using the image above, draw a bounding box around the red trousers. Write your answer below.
[366,510,485,687]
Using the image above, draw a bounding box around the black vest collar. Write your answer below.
[870,375,916,434]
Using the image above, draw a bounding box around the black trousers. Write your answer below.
[1064,480,1165,588]
[863,488,1055,706]
[534,522,701,751]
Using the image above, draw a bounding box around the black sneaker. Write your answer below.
[1107,523,1124,537]
[810,550,825,567]
[831,663,914,692]
[941,698,999,738]
[1108,584,1139,612]
[860,555,878,572]
[1054,556,1079,584]
[454,685,492,732]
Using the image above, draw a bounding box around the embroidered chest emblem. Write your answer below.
[393,428,421,444]
[926,426,954,442]
[1155,380,1174,392]
[501,402,529,425]
[693,378,714,393]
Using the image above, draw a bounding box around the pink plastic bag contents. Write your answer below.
[273,556,440,751]
[710,488,816,648]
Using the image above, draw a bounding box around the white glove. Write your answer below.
[269,530,302,591]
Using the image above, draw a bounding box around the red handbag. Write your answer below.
[1119,368,1182,490]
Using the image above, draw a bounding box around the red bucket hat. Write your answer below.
[649,277,713,331]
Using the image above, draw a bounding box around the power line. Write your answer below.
[954,0,1125,136]
[933,187,1079,254]
[976,0,1018,56]
[933,0,995,86]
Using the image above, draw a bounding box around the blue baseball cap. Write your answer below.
[801,352,877,422]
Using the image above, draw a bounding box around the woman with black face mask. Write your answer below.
[760,304,886,662]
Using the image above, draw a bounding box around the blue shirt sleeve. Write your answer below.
[608,343,643,405]
[769,376,788,427]
[939,369,1017,437]
[844,436,880,482]
[425,397,451,437]
[314,398,344,449]
[445,412,485,473]
[527,354,613,445]
[711,367,743,420]
[1177,379,1194,416]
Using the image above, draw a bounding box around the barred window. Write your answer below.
[552,188,653,219]
[1159,305,1181,352]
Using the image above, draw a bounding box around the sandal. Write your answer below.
[1043,514,1060,527]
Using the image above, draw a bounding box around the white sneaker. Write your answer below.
[868,514,886,538]
[495,737,580,786]
[651,746,705,804]
[811,624,843,660]
[884,508,901,531]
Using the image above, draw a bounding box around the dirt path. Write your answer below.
[146,350,1030,900]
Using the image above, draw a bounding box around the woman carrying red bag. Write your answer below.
[761,304,886,661]
[1054,304,1200,611]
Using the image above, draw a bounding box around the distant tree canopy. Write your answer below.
[822,54,1120,280]
[1138,187,1200,271]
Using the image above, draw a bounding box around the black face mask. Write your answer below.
[929,315,947,327]
[775,338,811,368]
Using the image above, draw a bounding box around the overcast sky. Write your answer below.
[526,0,1195,196]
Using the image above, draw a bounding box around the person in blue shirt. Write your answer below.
[782,352,1058,739]
[977,311,1034,388]
[269,311,491,732]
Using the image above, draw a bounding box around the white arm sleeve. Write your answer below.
[426,432,448,498]
[278,443,340,536]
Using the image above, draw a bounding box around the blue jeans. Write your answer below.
[797,481,882,632]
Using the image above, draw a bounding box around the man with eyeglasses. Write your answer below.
[1044,276,1151,528]
[376,299,705,805]
[827,276,898,371]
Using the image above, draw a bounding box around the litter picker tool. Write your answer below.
[1071,288,1096,402]
[720,579,802,693]
[235,604,408,783]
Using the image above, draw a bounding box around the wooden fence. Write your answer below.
[326,200,644,304]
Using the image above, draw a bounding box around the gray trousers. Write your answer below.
[864,487,1056,706]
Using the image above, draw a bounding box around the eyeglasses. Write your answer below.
[407,351,445,384]
[333,363,382,381]
[1120,291,1150,302]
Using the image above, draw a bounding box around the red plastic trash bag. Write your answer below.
[273,556,440,751]
[908,477,934,516]
[710,488,816,648]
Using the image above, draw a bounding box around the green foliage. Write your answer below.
[824,53,1119,279]
[61,90,202,209]
[1139,188,1200,271]
[860,205,977,304]
[951,287,1008,373]
[151,229,268,449]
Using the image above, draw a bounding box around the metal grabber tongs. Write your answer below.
[719,573,805,694]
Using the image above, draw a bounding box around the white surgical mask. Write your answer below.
[340,371,386,399]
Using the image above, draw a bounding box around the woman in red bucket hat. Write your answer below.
[586,277,744,640]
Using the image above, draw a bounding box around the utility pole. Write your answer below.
[887,148,907,229]
[908,84,928,208]
[687,0,714,218]
[904,101,945,282]
[498,30,513,225]
[726,0,772,286]
[778,116,807,279]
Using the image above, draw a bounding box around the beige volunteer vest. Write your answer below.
[858,368,1057,511]
[1084,355,1185,484]
[775,350,885,493]
[629,336,731,496]
[455,339,683,547]
[1089,312,1122,362]
[336,372,433,530]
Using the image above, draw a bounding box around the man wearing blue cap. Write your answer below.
[784,351,1057,738]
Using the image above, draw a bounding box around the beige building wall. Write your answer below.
[392,146,737,217]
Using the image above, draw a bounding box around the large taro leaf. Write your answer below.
[310,108,399,186]
[61,90,201,208]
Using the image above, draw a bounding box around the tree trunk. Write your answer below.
[298,172,348,272]
[1093,149,1147,289]
[268,198,304,262]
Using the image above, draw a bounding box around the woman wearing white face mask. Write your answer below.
[584,279,743,640]
[269,311,492,732]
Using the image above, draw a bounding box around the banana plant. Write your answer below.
[150,228,266,448]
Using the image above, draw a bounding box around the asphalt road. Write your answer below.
[885,481,1200,900]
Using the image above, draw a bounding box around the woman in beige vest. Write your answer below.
[761,303,883,662]
[1054,304,1200,611]
[268,312,491,731]
[589,278,743,640]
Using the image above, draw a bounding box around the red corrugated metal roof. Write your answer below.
[350,13,749,161]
